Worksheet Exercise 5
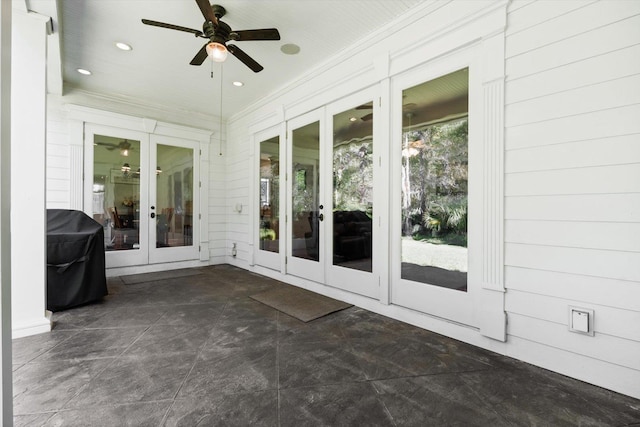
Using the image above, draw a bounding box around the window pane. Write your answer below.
[332,102,373,272]
[400,68,469,291]
[291,121,320,262]
[155,144,194,248]
[93,135,141,251]
[259,136,280,253]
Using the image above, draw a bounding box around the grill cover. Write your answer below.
[47,209,107,311]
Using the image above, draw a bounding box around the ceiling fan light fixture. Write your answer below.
[206,41,228,62]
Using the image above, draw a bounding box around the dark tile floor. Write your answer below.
[12,265,640,426]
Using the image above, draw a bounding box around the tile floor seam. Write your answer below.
[57,325,152,411]
[165,299,230,404]
[369,381,399,427]
[19,331,82,365]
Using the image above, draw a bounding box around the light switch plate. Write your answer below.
[568,306,594,336]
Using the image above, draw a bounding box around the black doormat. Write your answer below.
[121,269,202,285]
[250,286,352,322]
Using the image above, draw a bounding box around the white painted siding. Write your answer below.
[504,0,640,396]
[45,107,71,209]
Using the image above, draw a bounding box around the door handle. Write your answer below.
[150,213,155,219]
[318,213,324,222]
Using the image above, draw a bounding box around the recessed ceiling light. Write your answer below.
[115,42,132,51]
[232,81,244,87]
[77,68,92,75]
[280,43,300,55]
[349,117,357,122]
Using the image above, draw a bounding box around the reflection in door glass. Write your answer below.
[259,136,280,252]
[401,68,469,291]
[93,135,141,251]
[332,103,373,272]
[156,144,194,248]
[291,121,320,262]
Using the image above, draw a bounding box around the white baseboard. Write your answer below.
[12,316,51,339]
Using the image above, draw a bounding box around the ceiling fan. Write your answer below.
[142,0,280,72]
[355,102,418,121]
[96,139,133,154]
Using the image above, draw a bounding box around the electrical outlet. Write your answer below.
[568,306,594,336]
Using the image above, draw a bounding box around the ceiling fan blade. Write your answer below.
[195,0,218,24]
[356,103,373,110]
[227,44,263,72]
[190,43,209,66]
[141,19,203,37]
[232,28,281,41]
[361,113,373,121]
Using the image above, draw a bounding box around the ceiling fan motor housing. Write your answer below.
[204,19,231,44]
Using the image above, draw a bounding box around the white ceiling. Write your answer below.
[36,0,425,121]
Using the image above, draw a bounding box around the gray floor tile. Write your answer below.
[279,382,395,427]
[43,401,171,427]
[278,340,367,389]
[155,302,227,326]
[123,324,211,357]
[65,353,194,407]
[165,390,278,426]
[84,305,169,328]
[13,358,113,414]
[178,344,277,396]
[206,317,278,349]
[13,413,55,427]
[458,368,640,426]
[12,330,78,364]
[12,265,640,425]
[348,334,494,380]
[35,327,146,361]
[373,374,509,426]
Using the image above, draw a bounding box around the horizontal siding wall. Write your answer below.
[504,0,640,396]
[46,107,71,209]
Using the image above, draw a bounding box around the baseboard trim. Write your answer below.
[12,316,51,339]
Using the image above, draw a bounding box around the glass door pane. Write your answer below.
[259,136,280,253]
[332,103,373,272]
[291,121,321,262]
[400,68,469,291]
[155,144,194,249]
[93,135,141,252]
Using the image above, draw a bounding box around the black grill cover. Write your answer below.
[47,209,107,311]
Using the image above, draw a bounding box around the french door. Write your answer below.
[85,124,199,268]
[390,52,479,327]
[324,88,380,298]
[280,89,380,297]
[286,109,325,283]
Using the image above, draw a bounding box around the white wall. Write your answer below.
[502,0,640,399]
[0,0,13,422]
[11,9,51,338]
[222,0,640,399]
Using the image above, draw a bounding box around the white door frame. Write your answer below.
[148,133,200,264]
[286,108,325,283]
[389,48,479,327]
[324,86,381,299]
[84,123,150,268]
